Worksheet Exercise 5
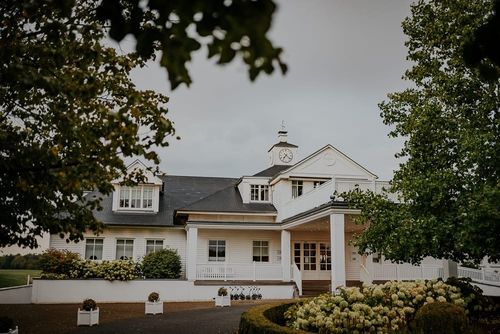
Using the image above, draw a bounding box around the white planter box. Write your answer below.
[77,308,99,326]
[215,295,231,307]
[145,301,163,315]
[0,326,18,334]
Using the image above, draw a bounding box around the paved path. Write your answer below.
[74,304,253,334]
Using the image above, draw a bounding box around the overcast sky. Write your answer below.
[131,0,413,181]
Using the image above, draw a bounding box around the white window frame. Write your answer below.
[115,239,134,260]
[85,238,103,260]
[145,239,164,254]
[292,180,303,198]
[313,181,326,188]
[252,240,270,262]
[119,185,154,210]
[250,184,269,202]
[208,240,226,262]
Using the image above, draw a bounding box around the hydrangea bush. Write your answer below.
[39,249,141,281]
[285,279,483,334]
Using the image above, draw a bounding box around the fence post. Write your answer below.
[253,261,256,282]
[224,262,227,282]
[420,266,424,279]
[396,266,400,281]
[27,274,30,285]
[481,268,485,281]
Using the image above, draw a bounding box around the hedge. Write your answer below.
[239,301,311,334]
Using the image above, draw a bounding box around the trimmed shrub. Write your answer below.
[218,287,228,296]
[82,298,97,311]
[413,302,468,334]
[142,249,181,279]
[39,248,80,276]
[148,292,160,302]
[240,302,310,334]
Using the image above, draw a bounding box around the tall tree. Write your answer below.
[0,0,286,248]
[344,0,500,264]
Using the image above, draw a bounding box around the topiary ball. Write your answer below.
[413,302,468,334]
[148,292,160,302]
[218,287,228,296]
[82,298,97,311]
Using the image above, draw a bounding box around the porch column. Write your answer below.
[281,230,291,281]
[186,227,198,281]
[330,213,346,291]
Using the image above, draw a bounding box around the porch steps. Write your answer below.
[301,280,330,297]
[301,280,363,297]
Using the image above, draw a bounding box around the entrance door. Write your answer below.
[293,241,331,280]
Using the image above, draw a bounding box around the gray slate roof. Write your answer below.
[87,175,237,227]
[252,165,290,177]
[179,185,276,214]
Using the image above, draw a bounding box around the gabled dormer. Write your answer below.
[111,160,163,213]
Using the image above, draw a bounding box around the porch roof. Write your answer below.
[281,200,350,223]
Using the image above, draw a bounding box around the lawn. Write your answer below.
[0,269,41,288]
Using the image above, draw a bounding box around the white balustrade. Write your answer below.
[291,263,302,295]
[196,263,283,281]
[373,264,443,281]
[278,179,397,221]
[458,266,500,286]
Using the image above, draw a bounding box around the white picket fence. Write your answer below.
[373,264,444,281]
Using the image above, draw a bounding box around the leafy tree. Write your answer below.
[0,0,285,248]
[344,0,500,264]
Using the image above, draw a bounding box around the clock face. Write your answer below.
[279,148,293,163]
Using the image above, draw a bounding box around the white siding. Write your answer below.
[197,229,281,265]
[49,227,187,275]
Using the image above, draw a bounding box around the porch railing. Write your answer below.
[458,266,500,286]
[196,262,282,281]
[291,263,302,295]
[373,264,444,281]
[278,179,397,221]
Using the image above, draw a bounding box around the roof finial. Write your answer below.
[281,120,286,131]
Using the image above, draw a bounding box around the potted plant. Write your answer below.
[0,317,17,334]
[215,287,231,307]
[77,298,99,326]
[145,292,163,315]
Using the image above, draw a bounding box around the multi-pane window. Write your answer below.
[293,243,301,269]
[292,181,303,198]
[303,242,316,270]
[119,186,154,210]
[143,188,153,208]
[252,241,269,262]
[146,239,164,254]
[208,240,226,262]
[85,238,103,260]
[116,239,134,260]
[313,181,326,188]
[250,185,269,202]
[319,243,331,271]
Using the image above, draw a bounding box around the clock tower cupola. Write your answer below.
[268,127,298,166]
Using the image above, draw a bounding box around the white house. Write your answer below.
[49,130,446,296]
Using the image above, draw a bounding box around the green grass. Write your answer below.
[0,269,41,288]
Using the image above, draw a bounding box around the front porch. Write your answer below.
[185,212,445,296]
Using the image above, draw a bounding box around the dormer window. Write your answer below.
[250,184,269,202]
[119,185,154,210]
[292,180,303,198]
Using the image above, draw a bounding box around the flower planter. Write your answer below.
[145,301,163,315]
[0,327,18,334]
[215,295,231,307]
[77,308,99,326]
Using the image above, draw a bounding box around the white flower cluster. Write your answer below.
[286,280,469,334]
